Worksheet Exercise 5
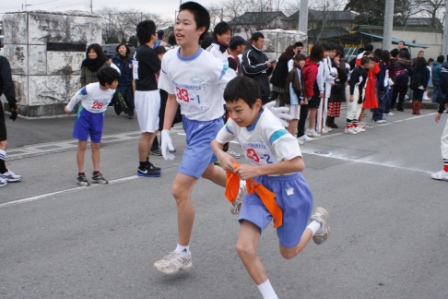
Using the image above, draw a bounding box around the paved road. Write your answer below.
[1,108,448,299]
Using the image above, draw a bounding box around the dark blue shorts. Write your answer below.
[73,107,104,143]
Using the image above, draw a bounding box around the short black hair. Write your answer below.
[390,48,399,58]
[154,46,167,55]
[293,42,304,48]
[364,44,374,51]
[309,44,324,62]
[251,32,264,42]
[381,50,390,63]
[399,50,410,59]
[179,1,210,41]
[437,55,444,63]
[213,21,231,38]
[137,20,156,45]
[223,76,260,108]
[157,29,165,40]
[167,33,177,46]
[293,54,306,61]
[97,66,120,86]
[229,36,245,50]
[360,56,371,66]
[200,36,214,49]
[428,58,434,63]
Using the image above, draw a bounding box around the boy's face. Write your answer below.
[329,49,336,59]
[226,98,262,128]
[217,30,231,46]
[236,44,246,55]
[175,10,206,47]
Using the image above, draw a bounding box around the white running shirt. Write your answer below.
[216,109,302,166]
[158,47,236,121]
[66,82,115,114]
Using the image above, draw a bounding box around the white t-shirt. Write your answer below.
[66,82,115,114]
[207,42,229,65]
[159,47,236,121]
[216,109,302,166]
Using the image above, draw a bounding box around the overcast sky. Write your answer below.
[0,0,224,20]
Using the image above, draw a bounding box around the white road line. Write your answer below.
[0,175,139,209]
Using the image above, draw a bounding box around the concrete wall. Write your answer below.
[391,30,442,60]
[2,11,101,117]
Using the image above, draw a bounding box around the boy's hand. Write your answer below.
[161,130,175,161]
[435,112,442,123]
[218,153,236,172]
[64,106,71,115]
[235,164,259,180]
[264,101,292,127]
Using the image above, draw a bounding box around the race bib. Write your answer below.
[241,142,275,166]
[175,84,207,112]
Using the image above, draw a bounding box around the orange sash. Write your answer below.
[225,163,283,228]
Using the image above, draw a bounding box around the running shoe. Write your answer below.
[310,207,330,245]
[0,169,22,182]
[138,162,161,177]
[431,170,448,181]
[76,173,90,186]
[154,251,193,275]
[0,177,7,187]
[92,171,108,184]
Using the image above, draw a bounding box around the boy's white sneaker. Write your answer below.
[231,180,246,215]
[154,251,193,275]
[310,207,330,245]
[344,125,357,135]
[0,169,22,182]
[0,177,7,187]
[306,129,321,138]
[431,170,448,181]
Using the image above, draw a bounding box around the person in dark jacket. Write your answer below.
[0,55,21,187]
[269,45,295,106]
[432,55,444,103]
[431,78,448,181]
[112,43,135,118]
[242,32,275,104]
[390,51,413,112]
[410,57,430,114]
[327,49,348,128]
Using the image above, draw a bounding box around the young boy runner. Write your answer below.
[65,67,120,186]
[211,76,330,299]
[153,1,240,274]
[154,1,291,275]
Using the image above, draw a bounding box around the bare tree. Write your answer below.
[421,0,445,28]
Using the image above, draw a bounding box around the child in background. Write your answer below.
[65,67,120,186]
[211,76,330,299]
[284,54,306,136]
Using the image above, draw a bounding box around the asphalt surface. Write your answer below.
[1,106,448,299]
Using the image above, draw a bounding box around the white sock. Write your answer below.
[175,244,190,257]
[257,279,278,299]
[307,220,321,235]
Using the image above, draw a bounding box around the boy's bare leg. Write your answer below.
[201,162,226,187]
[171,173,199,245]
[236,221,267,285]
[77,141,88,173]
[138,132,156,161]
[91,142,100,171]
[279,228,313,259]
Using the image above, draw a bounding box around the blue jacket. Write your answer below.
[111,54,133,93]
[432,61,442,82]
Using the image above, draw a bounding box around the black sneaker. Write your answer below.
[77,173,90,186]
[137,162,161,177]
[150,149,162,156]
[92,171,109,184]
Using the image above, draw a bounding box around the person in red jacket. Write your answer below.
[357,52,380,131]
[302,45,324,138]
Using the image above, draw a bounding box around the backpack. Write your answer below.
[395,68,408,81]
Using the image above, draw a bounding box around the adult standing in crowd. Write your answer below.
[112,43,135,118]
[269,45,295,106]
[432,55,444,103]
[207,21,231,64]
[391,51,413,112]
[133,20,162,178]
[242,32,275,104]
[0,55,21,187]
[227,36,246,74]
[80,43,119,87]
[326,48,348,128]
[410,57,430,115]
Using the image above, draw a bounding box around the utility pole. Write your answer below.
[443,0,448,56]
[298,0,308,38]
[90,0,93,13]
[382,0,394,50]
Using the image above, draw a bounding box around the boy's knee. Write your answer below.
[78,141,87,150]
[235,241,256,258]
[91,142,101,150]
[279,249,296,260]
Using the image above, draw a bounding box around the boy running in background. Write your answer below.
[211,76,330,299]
[65,67,119,186]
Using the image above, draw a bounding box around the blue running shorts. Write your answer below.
[238,173,314,248]
[73,107,104,143]
[179,117,223,178]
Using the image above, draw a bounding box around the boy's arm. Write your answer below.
[65,87,86,114]
[162,94,179,130]
[236,157,304,180]
[213,124,238,172]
